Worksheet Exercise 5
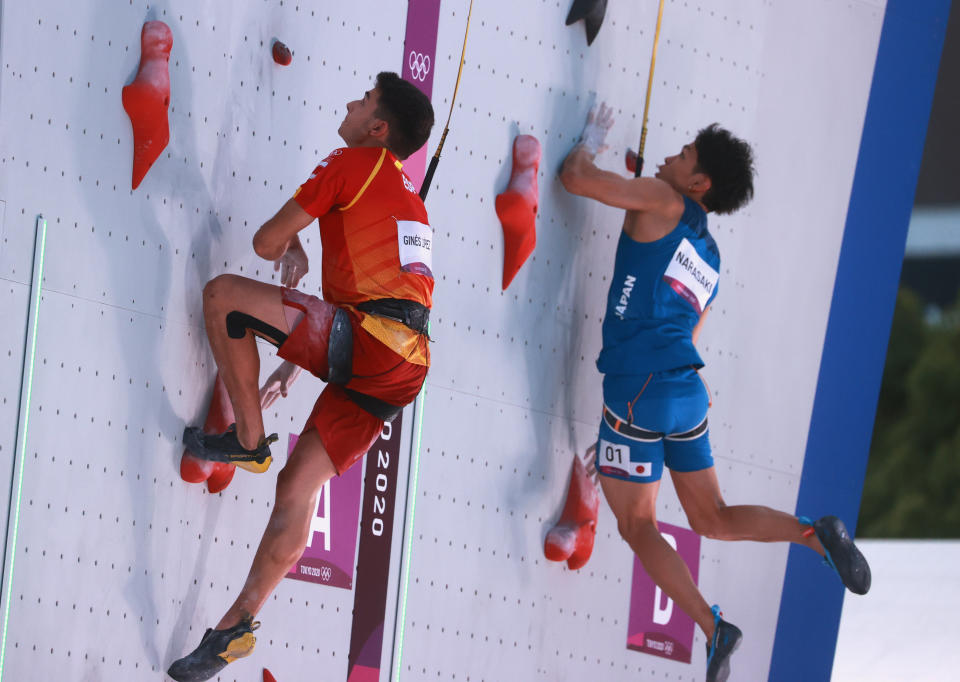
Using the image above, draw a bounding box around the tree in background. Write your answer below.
[860,289,960,537]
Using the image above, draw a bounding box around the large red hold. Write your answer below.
[496,134,541,290]
[544,454,600,570]
[122,21,173,190]
[180,373,237,493]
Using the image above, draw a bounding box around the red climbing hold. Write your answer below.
[496,134,541,290]
[122,21,173,190]
[205,461,236,494]
[625,147,638,174]
[263,668,278,682]
[180,373,237,492]
[272,40,292,66]
[544,454,600,570]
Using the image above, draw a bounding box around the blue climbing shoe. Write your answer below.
[800,515,871,595]
[167,616,260,681]
[706,605,742,682]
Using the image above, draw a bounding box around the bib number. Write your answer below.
[597,438,654,480]
[599,439,627,466]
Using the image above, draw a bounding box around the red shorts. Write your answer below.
[277,288,427,474]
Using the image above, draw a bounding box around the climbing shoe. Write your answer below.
[706,605,742,682]
[182,424,278,473]
[800,515,871,595]
[167,616,260,681]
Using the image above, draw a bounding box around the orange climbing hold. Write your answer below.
[496,134,541,290]
[544,454,600,570]
[180,373,237,493]
[122,21,173,190]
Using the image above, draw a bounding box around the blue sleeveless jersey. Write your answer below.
[597,196,720,376]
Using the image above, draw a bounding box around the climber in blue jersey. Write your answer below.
[560,103,871,682]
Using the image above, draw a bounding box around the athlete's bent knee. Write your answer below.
[202,274,240,312]
[616,515,657,544]
[688,506,728,539]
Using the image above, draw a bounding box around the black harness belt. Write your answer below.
[356,298,430,336]
[602,404,708,442]
[226,302,420,423]
[344,388,403,422]
[347,298,429,421]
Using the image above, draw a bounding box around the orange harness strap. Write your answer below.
[625,373,654,425]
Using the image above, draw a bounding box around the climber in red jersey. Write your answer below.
[168,72,434,682]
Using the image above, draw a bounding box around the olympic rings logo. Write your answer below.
[320,566,332,582]
[408,51,431,81]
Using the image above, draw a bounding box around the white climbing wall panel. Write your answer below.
[0,1,886,681]
[400,1,885,681]
[0,1,411,680]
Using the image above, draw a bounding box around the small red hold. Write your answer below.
[206,461,236,493]
[179,448,215,483]
[272,40,292,66]
[263,668,278,682]
[625,147,638,174]
[180,373,237,492]
[496,134,541,290]
[544,454,600,570]
[122,21,173,190]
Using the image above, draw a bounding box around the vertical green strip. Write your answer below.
[0,215,47,680]
[392,383,426,682]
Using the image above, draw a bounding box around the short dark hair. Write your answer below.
[694,124,755,215]
[374,71,435,159]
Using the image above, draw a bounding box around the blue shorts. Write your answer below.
[596,367,713,483]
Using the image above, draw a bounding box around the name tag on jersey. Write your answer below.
[663,238,718,313]
[397,220,433,278]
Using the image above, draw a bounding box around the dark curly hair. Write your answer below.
[694,124,755,215]
[374,72,435,159]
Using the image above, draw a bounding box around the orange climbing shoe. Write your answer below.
[182,424,277,473]
[167,617,260,681]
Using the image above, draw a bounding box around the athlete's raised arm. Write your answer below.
[559,102,681,215]
[253,198,314,261]
[560,146,678,213]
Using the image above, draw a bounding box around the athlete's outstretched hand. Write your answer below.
[275,236,309,288]
[259,360,303,409]
[580,102,615,156]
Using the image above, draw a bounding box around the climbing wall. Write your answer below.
[0,2,413,680]
[0,1,944,681]
[396,1,889,681]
